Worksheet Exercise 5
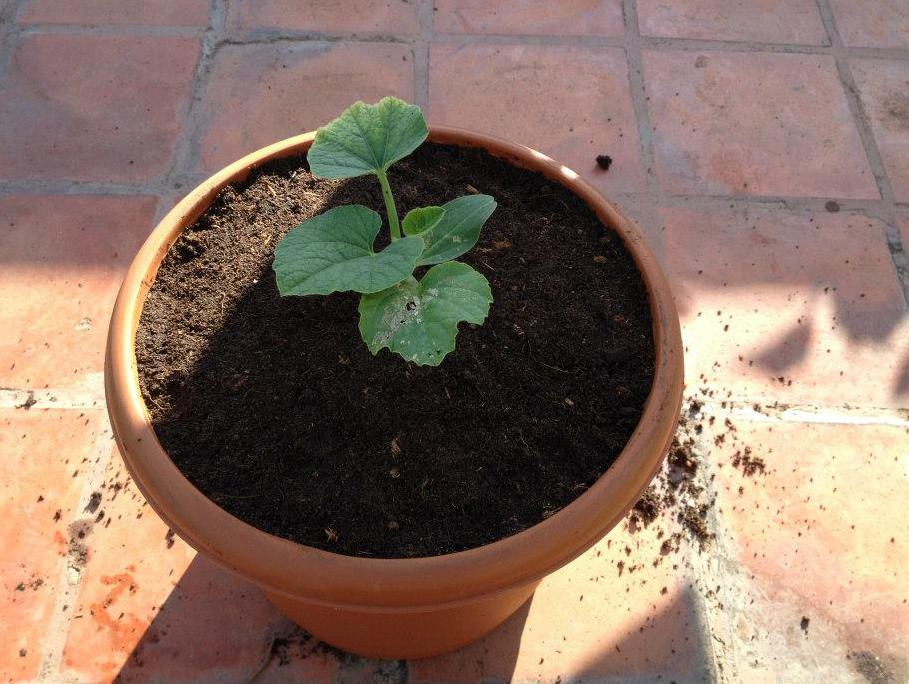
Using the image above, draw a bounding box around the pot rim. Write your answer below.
[105,125,683,609]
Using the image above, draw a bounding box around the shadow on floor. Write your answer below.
[567,584,714,682]
[111,552,534,684]
[112,554,713,683]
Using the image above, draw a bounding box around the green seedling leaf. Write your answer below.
[358,261,492,366]
[402,206,445,236]
[308,97,429,179]
[274,204,423,296]
[404,194,496,266]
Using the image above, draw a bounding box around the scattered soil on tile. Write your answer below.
[630,488,660,526]
[67,520,93,570]
[595,154,613,171]
[15,391,36,410]
[629,414,714,548]
[731,446,766,476]
[136,142,656,559]
[84,491,102,514]
[848,650,896,684]
[626,393,771,581]
[14,577,44,592]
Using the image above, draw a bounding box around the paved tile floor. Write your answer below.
[1,1,908,682]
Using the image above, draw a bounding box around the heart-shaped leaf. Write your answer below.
[402,206,444,236]
[308,97,429,179]
[274,204,423,296]
[404,194,496,266]
[358,261,492,366]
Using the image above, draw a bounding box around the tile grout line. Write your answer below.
[618,192,899,214]
[699,399,909,427]
[36,422,116,682]
[412,0,433,111]
[16,22,205,37]
[154,0,229,218]
[686,403,765,684]
[683,418,737,675]
[0,179,162,196]
[8,19,909,60]
[207,31,418,46]
[814,0,909,306]
[621,0,658,197]
[0,386,105,410]
[685,412,743,683]
[621,0,670,261]
[0,0,25,82]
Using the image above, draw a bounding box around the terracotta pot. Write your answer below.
[105,126,684,659]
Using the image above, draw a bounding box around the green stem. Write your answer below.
[376,169,401,241]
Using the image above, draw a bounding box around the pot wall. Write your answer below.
[265,582,539,659]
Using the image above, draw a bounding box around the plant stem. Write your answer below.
[376,169,401,241]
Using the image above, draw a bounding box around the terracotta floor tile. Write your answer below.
[662,205,909,407]
[197,42,413,174]
[0,195,158,393]
[17,0,210,27]
[643,50,878,199]
[59,451,303,684]
[850,59,909,203]
[227,0,419,35]
[637,0,827,44]
[0,409,104,683]
[433,0,624,36]
[709,420,909,682]
[830,0,909,48]
[412,519,711,682]
[429,44,645,194]
[0,35,200,183]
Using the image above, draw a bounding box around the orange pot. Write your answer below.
[105,127,684,659]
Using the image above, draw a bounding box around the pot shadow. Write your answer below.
[111,556,713,682]
[564,584,714,682]
[406,583,714,683]
[111,552,534,683]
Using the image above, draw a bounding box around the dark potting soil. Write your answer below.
[136,142,655,558]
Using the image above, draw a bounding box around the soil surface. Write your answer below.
[136,142,655,558]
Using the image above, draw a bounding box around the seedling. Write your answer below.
[273,97,496,366]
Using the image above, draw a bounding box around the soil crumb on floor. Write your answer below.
[136,142,655,559]
[629,411,714,548]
